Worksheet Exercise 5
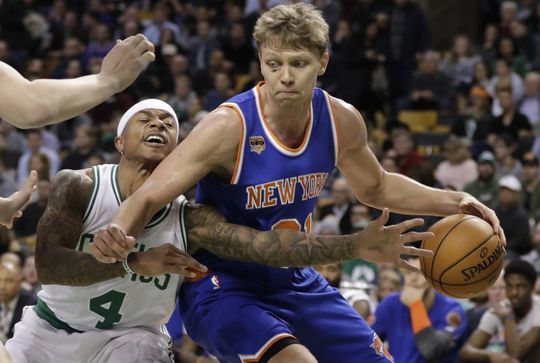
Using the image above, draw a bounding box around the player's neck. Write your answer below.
[261,84,312,145]
[117,160,156,199]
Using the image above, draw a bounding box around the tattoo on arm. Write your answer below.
[36,169,125,286]
[185,205,357,266]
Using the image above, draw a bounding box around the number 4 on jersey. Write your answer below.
[89,290,126,329]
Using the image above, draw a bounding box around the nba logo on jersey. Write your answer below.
[249,136,265,154]
[211,275,220,290]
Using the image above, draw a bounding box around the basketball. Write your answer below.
[420,214,505,299]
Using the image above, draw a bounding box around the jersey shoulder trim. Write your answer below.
[221,102,247,185]
[322,91,341,165]
[82,165,100,222]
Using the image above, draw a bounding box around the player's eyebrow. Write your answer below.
[137,110,173,120]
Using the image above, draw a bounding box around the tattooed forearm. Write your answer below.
[36,169,126,286]
[186,205,359,266]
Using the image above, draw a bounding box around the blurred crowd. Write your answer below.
[1,0,540,362]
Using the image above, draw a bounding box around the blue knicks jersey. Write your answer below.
[194,83,339,287]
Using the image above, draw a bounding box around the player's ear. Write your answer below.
[318,51,329,76]
[114,136,124,154]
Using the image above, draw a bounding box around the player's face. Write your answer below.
[259,44,329,105]
[401,258,428,288]
[117,109,177,162]
[505,274,533,310]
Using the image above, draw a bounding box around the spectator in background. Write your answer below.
[497,35,528,77]
[222,22,255,75]
[519,72,540,130]
[510,20,536,65]
[452,86,493,150]
[384,0,430,111]
[27,153,51,183]
[187,20,221,74]
[0,160,18,199]
[488,88,533,142]
[460,259,540,363]
[493,134,522,179]
[464,274,506,342]
[143,2,184,47]
[17,130,59,182]
[0,261,36,343]
[471,60,491,90]
[403,50,453,111]
[435,137,478,190]
[376,269,402,302]
[61,124,99,170]
[487,58,524,116]
[13,179,50,241]
[319,177,354,235]
[83,22,114,66]
[440,34,481,90]
[521,152,540,220]
[523,220,540,273]
[21,254,39,295]
[464,151,500,209]
[168,75,198,122]
[389,128,425,177]
[205,71,234,111]
[479,24,499,65]
[496,175,532,258]
[372,257,468,363]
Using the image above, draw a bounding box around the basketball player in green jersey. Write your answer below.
[6,99,432,363]
[0,34,155,229]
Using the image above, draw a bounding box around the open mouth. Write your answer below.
[143,134,167,146]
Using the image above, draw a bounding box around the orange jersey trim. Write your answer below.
[326,93,342,163]
[220,104,246,185]
[255,82,312,153]
[240,333,296,363]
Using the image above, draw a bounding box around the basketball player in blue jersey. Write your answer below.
[91,4,506,362]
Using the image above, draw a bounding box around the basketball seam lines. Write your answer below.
[428,216,476,279]
[430,234,498,290]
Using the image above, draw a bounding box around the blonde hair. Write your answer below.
[253,3,329,57]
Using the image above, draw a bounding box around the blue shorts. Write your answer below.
[180,269,393,363]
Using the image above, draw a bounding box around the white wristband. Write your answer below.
[122,255,136,275]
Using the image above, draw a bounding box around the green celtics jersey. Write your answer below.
[38,164,188,332]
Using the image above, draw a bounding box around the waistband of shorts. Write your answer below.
[34,298,84,334]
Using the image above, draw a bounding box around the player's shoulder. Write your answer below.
[51,168,94,199]
[325,93,367,144]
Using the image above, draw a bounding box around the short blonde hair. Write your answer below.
[253,3,329,58]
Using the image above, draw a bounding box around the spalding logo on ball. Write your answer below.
[420,214,505,299]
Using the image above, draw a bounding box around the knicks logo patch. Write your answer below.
[370,333,394,362]
[446,311,461,331]
[249,136,266,154]
[211,275,220,290]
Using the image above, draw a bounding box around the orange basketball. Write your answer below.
[420,214,505,299]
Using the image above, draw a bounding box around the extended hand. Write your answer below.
[100,34,155,93]
[357,208,434,271]
[90,223,135,263]
[129,243,207,278]
[458,194,506,246]
[0,170,37,228]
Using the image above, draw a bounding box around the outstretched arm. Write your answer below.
[331,97,505,244]
[37,169,207,285]
[185,205,433,269]
[0,34,154,128]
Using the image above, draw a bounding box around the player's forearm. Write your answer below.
[194,223,358,267]
[364,172,464,217]
[504,318,525,359]
[36,247,126,286]
[458,346,493,362]
[20,74,117,128]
